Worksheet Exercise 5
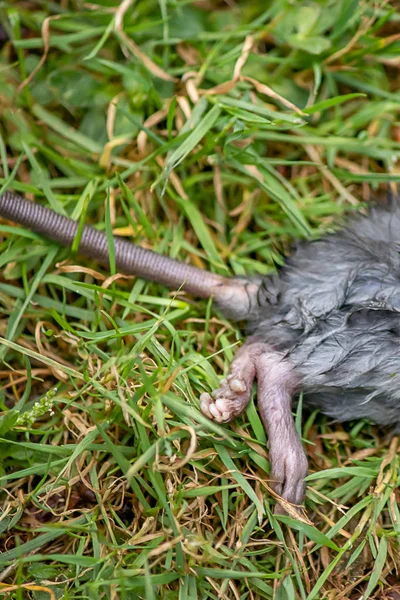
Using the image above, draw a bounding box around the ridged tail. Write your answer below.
[0,191,243,306]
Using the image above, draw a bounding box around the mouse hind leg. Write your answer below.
[254,346,308,508]
[200,338,308,507]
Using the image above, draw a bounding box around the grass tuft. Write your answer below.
[1,1,400,597]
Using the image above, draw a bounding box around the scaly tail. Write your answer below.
[0,191,263,320]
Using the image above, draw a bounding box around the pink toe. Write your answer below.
[209,404,221,418]
[230,379,246,393]
[215,398,227,412]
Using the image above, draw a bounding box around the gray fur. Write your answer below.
[247,204,400,426]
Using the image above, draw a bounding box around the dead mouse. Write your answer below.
[1,191,399,511]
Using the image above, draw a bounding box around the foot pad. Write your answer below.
[200,374,251,423]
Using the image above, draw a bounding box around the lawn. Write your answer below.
[0,0,400,598]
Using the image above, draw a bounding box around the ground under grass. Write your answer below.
[0,1,400,598]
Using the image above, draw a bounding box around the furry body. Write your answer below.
[249,206,400,426]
